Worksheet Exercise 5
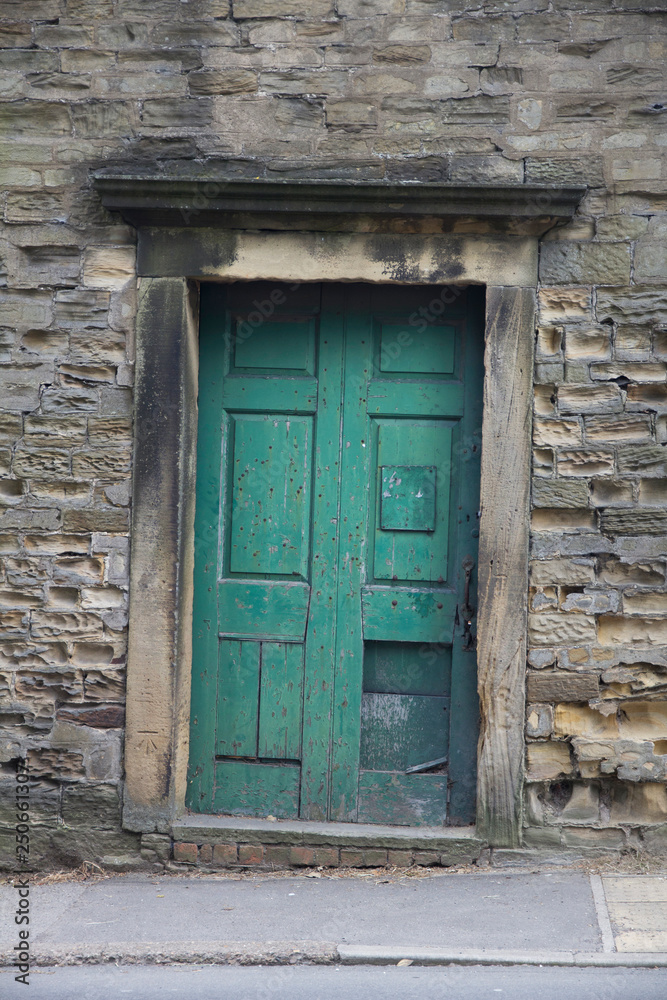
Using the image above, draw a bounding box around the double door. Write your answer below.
[188,282,483,826]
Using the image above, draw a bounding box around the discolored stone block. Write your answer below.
[527,671,599,705]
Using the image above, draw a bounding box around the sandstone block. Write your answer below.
[63,509,129,532]
[326,99,376,125]
[24,415,87,448]
[558,449,614,477]
[610,782,667,824]
[83,247,135,290]
[540,242,631,286]
[585,415,652,444]
[189,70,258,95]
[598,616,667,647]
[623,592,667,616]
[539,287,591,323]
[449,153,523,184]
[598,556,665,587]
[564,327,611,361]
[526,741,573,781]
[591,362,666,383]
[12,449,71,479]
[235,0,334,15]
[561,590,619,614]
[530,558,595,587]
[532,478,589,508]
[532,509,597,532]
[558,384,622,414]
[618,446,667,477]
[141,98,213,128]
[597,287,667,327]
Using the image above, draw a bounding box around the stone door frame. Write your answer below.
[94,175,584,848]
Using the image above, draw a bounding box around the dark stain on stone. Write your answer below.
[57,705,126,728]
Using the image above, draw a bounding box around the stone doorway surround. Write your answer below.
[93,173,584,850]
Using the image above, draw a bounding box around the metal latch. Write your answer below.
[461,555,476,650]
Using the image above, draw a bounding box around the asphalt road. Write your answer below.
[2,964,666,1000]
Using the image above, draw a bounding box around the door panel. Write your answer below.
[228,414,312,577]
[189,282,483,827]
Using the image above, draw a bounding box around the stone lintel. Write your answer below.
[138,229,538,287]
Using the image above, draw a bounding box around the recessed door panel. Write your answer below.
[229,414,311,578]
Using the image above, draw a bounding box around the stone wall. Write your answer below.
[1,0,666,868]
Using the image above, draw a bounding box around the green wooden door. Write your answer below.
[188,282,484,827]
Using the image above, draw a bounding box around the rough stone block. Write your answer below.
[83,247,135,290]
[189,70,258,95]
[539,287,592,324]
[558,384,623,414]
[532,478,589,508]
[540,243,631,286]
[558,449,614,477]
[526,703,554,738]
[528,612,597,646]
[598,616,667,647]
[141,98,213,128]
[234,0,334,16]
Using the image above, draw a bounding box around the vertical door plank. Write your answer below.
[300,295,343,821]
[329,286,373,821]
[187,282,226,813]
[216,640,260,756]
[448,288,485,825]
[258,642,304,759]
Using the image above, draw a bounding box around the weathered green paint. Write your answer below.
[367,381,464,418]
[216,640,260,757]
[361,589,458,643]
[186,283,226,814]
[218,580,309,640]
[229,414,311,577]
[258,642,304,760]
[213,760,300,819]
[380,466,437,532]
[379,323,455,374]
[188,282,483,827]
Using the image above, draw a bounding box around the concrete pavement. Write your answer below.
[1,869,667,970]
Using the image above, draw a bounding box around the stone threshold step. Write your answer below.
[172,813,485,854]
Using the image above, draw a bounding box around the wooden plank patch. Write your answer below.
[360,693,448,771]
[362,588,457,643]
[358,771,447,827]
[213,759,300,819]
[218,580,310,640]
[223,376,317,414]
[367,381,464,418]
